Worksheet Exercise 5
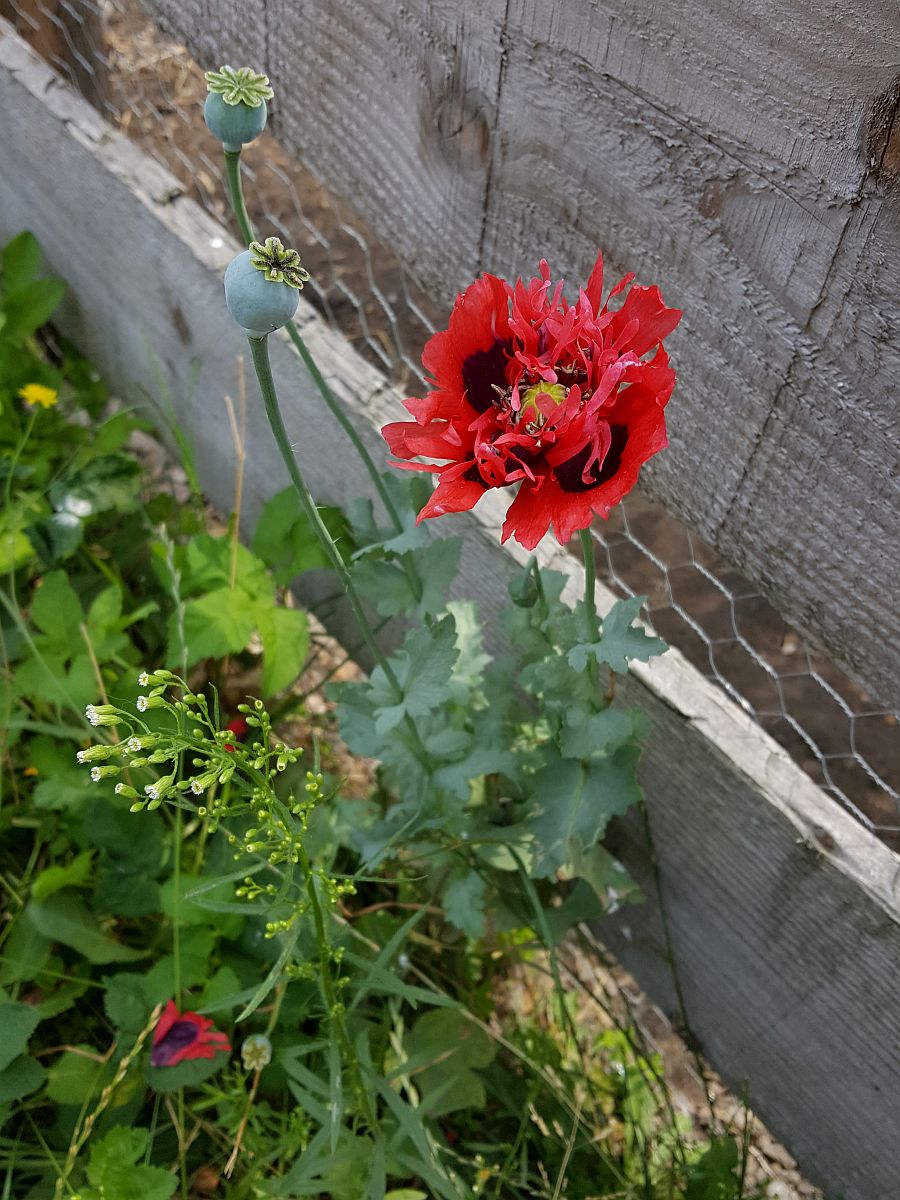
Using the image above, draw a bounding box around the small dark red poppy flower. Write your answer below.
[382,254,681,549]
[150,1000,230,1067]
[223,715,249,753]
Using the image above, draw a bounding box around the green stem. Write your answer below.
[223,149,255,246]
[579,527,603,704]
[222,148,412,550]
[296,840,375,1126]
[579,528,599,643]
[247,334,430,768]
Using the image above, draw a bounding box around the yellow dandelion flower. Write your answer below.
[18,383,58,408]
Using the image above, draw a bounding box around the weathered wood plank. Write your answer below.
[1,28,898,1196]
[139,0,900,708]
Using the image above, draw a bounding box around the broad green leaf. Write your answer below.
[367,615,458,735]
[2,231,41,292]
[14,654,85,712]
[25,512,84,565]
[442,870,487,939]
[257,603,309,695]
[142,927,216,1004]
[0,914,51,984]
[46,1046,112,1106]
[35,975,90,1020]
[27,894,145,964]
[48,453,141,518]
[0,525,34,572]
[145,1051,229,1094]
[253,487,352,583]
[568,595,667,675]
[30,569,83,647]
[527,745,643,878]
[76,408,142,459]
[175,586,257,663]
[2,277,66,341]
[351,558,416,617]
[103,973,149,1035]
[446,599,490,692]
[85,1126,176,1200]
[0,1055,45,1103]
[402,1009,495,1116]
[684,1136,741,1200]
[430,733,517,801]
[85,584,123,641]
[161,874,243,938]
[32,849,94,901]
[568,844,640,909]
[353,538,461,619]
[94,868,160,918]
[86,796,165,873]
[199,965,242,1011]
[560,706,641,759]
[0,1003,40,1071]
[181,532,272,600]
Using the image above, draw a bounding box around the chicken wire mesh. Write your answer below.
[5,0,898,847]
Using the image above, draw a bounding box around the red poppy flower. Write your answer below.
[223,715,249,753]
[226,716,249,740]
[382,254,681,549]
[150,1000,231,1067]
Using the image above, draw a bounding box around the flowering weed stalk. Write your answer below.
[76,672,375,1125]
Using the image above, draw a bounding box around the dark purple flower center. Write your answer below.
[556,425,628,493]
[151,1019,199,1066]
[462,339,512,413]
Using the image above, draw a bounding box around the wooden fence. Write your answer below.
[1,17,899,1200]
[144,0,900,712]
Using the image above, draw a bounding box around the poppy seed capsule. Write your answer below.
[225,250,300,338]
[203,91,268,151]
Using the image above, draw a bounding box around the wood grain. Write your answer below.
[141,0,900,708]
[1,28,898,1195]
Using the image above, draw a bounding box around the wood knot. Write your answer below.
[423,45,492,173]
[866,74,900,188]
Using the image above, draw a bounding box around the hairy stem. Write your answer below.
[579,528,603,703]
[223,149,254,246]
[247,335,431,763]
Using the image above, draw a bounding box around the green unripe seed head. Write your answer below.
[204,91,268,150]
[203,65,273,149]
[225,249,300,337]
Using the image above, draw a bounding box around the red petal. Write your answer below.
[607,285,681,357]
[585,251,605,314]
[421,273,512,409]
[418,464,488,523]
[152,1000,180,1048]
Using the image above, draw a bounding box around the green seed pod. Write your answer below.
[224,244,304,338]
[203,65,273,151]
